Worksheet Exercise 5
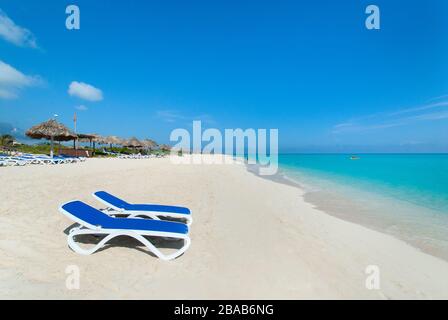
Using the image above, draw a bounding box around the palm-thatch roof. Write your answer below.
[142,139,158,149]
[26,119,77,142]
[77,133,98,142]
[105,135,122,145]
[117,137,127,146]
[94,135,109,144]
[124,137,143,148]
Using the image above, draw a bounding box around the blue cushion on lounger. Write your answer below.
[94,191,191,215]
[61,201,189,234]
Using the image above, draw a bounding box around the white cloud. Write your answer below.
[427,94,448,103]
[388,101,448,116]
[0,88,17,99]
[156,110,185,123]
[0,60,38,86]
[156,109,216,125]
[407,110,448,121]
[333,95,448,134]
[75,105,88,111]
[0,9,38,48]
[68,81,103,101]
[0,60,42,99]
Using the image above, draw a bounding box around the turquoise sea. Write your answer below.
[275,154,448,260]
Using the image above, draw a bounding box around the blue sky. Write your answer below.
[0,0,447,152]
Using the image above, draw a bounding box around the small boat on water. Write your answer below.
[350,155,360,160]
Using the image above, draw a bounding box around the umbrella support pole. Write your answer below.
[50,137,54,158]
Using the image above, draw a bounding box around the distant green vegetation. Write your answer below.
[1,135,53,155]
[95,146,169,157]
[0,135,170,157]
[2,142,169,157]
[11,143,53,155]
[0,134,15,147]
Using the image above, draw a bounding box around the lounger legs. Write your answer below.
[67,227,191,261]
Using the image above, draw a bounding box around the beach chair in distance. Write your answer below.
[92,191,193,226]
[59,200,191,260]
[0,156,28,166]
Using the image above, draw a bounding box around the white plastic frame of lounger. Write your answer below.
[1,158,27,166]
[92,192,193,226]
[59,203,191,261]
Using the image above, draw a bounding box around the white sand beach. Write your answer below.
[1,155,448,299]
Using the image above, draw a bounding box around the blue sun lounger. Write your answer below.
[60,200,190,260]
[92,191,192,226]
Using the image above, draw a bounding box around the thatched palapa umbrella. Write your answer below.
[124,137,143,149]
[94,135,108,145]
[77,133,101,156]
[78,133,97,145]
[105,135,122,149]
[77,133,97,149]
[142,139,158,152]
[86,135,111,155]
[26,119,77,157]
[116,137,127,146]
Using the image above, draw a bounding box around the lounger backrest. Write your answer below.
[61,201,112,229]
[94,191,129,209]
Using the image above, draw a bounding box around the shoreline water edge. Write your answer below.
[245,155,448,262]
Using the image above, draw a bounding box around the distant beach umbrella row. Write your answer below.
[25,118,164,157]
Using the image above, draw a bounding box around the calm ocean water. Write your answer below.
[276,154,448,260]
